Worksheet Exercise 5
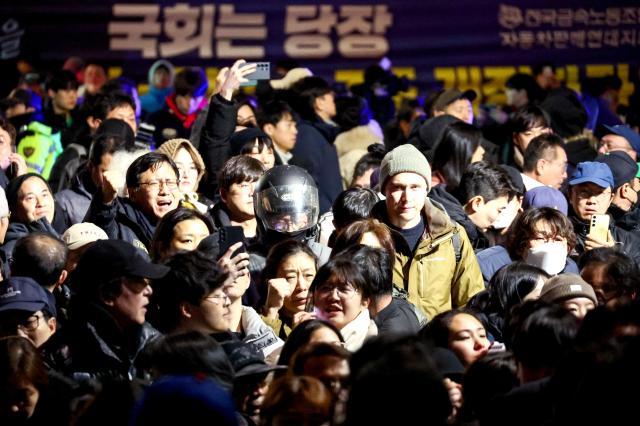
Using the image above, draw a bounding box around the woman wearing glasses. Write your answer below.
[309,254,377,351]
[157,138,214,214]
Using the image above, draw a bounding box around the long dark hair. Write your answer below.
[150,207,215,261]
[0,336,48,391]
[431,121,481,191]
[278,319,344,367]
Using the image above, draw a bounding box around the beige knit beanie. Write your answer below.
[157,138,206,182]
[379,144,431,192]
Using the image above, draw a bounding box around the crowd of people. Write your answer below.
[1,56,640,425]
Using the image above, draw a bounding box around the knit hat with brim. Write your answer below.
[157,138,206,182]
[539,273,597,305]
[379,144,431,192]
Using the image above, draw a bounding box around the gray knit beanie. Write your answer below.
[379,144,431,192]
[539,273,597,306]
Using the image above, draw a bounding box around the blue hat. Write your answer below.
[594,151,639,189]
[569,161,615,189]
[604,124,640,154]
[0,277,56,317]
[523,186,569,215]
[130,375,238,426]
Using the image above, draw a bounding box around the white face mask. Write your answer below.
[492,198,520,230]
[525,242,568,275]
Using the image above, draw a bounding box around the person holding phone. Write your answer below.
[0,118,28,188]
[567,161,640,264]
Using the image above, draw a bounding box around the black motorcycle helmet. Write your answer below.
[253,165,319,235]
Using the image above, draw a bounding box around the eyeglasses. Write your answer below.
[0,314,41,334]
[18,315,40,332]
[315,284,358,299]
[138,179,179,191]
[531,233,567,244]
[204,294,230,305]
[575,188,612,200]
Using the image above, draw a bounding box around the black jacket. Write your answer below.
[85,193,157,253]
[0,216,62,278]
[292,120,342,214]
[428,185,490,252]
[608,204,640,237]
[55,167,95,226]
[375,298,421,337]
[43,299,159,382]
[197,95,238,201]
[569,210,640,264]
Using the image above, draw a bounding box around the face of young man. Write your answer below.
[467,195,510,232]
[221,180,257,222]
[107,104,137,133]
[175,94,204,116]
[263,113,298,153]
[183,288,231,334]
[314,92,336,120]
[514,126,552,153]
[49,88,78,113]
[383,172,428,229]
[128,162,180,220]
[444,98,474,124]
[569,182,613,222]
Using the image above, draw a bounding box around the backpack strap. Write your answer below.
[452,226,462,263]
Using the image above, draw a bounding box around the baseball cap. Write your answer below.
[594,152,639,189]
[0,277,57,317]
[604,124,640,155]
[523,186,569,215]
[223,341,286,378]
[568,161,614,189]
[432,89,477,113]
[72,240,169,296]
[62,222,109,250]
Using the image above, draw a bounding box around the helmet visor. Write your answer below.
[255,184,319,234]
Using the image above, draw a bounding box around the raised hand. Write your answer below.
[216,60,258,101]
